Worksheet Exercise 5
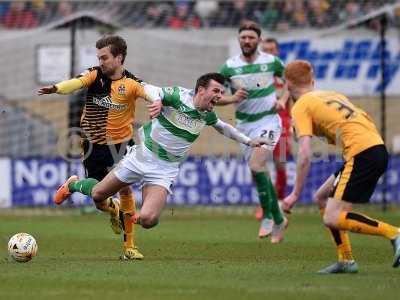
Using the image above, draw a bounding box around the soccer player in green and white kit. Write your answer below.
[54,73,269,250]
[219,21,288,242]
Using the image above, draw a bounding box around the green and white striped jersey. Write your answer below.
[220,52,284,123]
[141,86,218,162]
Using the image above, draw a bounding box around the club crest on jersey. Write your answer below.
[118,84,126,95]
[164,87,174,95]
[93,95,128,111]
[260,64,269,72]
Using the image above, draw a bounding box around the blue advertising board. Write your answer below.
[6,155,400,207]
[228,35,400,95]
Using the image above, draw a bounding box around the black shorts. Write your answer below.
[330,144,388,203]
[82,139,134,181]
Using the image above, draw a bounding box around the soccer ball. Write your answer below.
[7,233,38,262]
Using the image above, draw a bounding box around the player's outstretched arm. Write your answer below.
[212,119,250,144]
[282,135,312,213]
[37,78,83,95]
[274,82,290,111]
[37,85,57,95]
[212,120,273,148]
[212,119,268,148]
[217,88,248,106]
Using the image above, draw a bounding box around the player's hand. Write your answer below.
[147,100,162,119]
[274,99,286,111]
[232,88,248,103]
[248,137,273,148]
[282,192,298,214]
[37,85,57,95]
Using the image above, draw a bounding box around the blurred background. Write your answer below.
[0,0,399,209]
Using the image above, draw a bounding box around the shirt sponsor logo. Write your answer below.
[93,95,127,111]
[164,108,204,134]
[175,112,203,131]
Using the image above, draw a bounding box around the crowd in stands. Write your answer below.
[0,0,398,31]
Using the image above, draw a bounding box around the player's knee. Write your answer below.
[119,185,131,196]
[249,160,265,173]
[322,211,338,228]
[313,193,325,206]
[141,218,159,229]
[91,187,107,205]
[94,201,106,211]
[139,212,159,229]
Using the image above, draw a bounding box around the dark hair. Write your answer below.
[238,20,261,37]
[96,35,127,64]
[195,73,225,94]
[264,38,279,50]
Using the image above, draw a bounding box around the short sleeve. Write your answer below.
[161,86,180,107]
[291,99,313,138]
[133,81,146,99]
[219,63,230,79]
[219,64,233,90]
[204,111,218,126]
[141,84,162,102]
[273,57,285,78]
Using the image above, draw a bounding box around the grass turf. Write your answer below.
[0,207,399,300]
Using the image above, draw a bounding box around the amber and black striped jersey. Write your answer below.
[76,66,147,145]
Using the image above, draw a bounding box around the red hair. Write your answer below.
[284,60,314,86]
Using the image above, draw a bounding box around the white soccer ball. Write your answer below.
[7,233,38,262]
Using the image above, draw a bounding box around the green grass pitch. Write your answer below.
[1,206,399,300]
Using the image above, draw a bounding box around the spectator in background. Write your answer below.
[56,0,73,18]
[31,0,49,24]
[363,0,382,31]
[32,0,45,11]
[307,0,330,27]
[145,3,170,27]
[258,1,279,29]
[340,1,362,22]
[293,1,308,27]
[393,5,400,29]
[274,1,292,31]
[0,1,10,20]
[1,1,38,29]
[194,0,218,27]
[168,1,201,29]
[223,0,251,27]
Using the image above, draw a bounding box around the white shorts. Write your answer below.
[236,114,282,161]
[113,144,180,194]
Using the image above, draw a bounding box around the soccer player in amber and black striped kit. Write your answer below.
[38,35,161,260]
[282,60,400,274]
